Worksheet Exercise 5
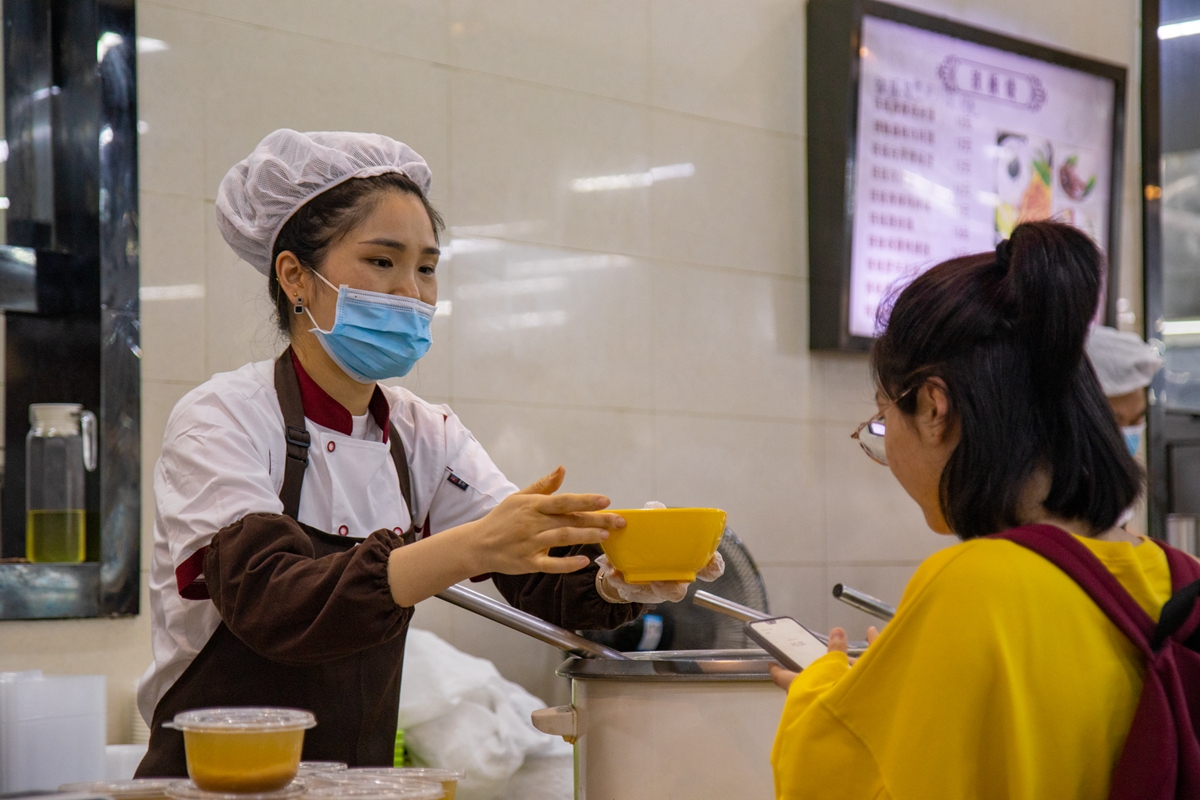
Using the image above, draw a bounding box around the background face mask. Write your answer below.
[1121,423,1145,457]
[306,272,435,382]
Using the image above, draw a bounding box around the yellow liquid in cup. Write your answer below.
[440,781,457,800]
[184,730,304,792]
[26,510,86,563]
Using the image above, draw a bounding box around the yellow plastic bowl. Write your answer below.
[601,508,726,583]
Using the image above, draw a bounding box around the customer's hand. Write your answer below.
[831,625,880,665]
[769,663,798,691]
[768,625,881,691]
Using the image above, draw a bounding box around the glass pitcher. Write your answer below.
[26,403,97,563]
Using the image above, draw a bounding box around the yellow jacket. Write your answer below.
[771,535,1172,800]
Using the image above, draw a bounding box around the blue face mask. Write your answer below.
[1121,423,1145,457]
[306,271,435,383]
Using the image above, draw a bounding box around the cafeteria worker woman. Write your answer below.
[135,130,718,774]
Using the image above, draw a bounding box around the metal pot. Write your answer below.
[437,587,783,799]
[533,650,782,800]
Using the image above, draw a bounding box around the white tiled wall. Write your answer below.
[0,0,1144,741]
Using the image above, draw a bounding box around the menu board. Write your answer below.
[847,15,1118,338]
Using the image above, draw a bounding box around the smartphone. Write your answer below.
[745,616,827,671]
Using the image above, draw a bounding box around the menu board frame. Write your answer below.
[807,0,1127,351]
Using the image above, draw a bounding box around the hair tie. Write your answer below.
[995,238,1012,267]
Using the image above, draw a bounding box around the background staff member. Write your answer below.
[1085,324,1163,455]
[136,130,713,774]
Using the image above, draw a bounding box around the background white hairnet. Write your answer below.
[215,129,433,274]
[1085,325,1163,397]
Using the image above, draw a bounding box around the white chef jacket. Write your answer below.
[137,357,518,724]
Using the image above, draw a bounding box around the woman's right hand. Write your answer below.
[467,466,625,576]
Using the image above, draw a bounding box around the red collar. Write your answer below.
[290,349,391,442]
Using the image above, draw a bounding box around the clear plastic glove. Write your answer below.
[594,501,727,604]
[595,551,725,604]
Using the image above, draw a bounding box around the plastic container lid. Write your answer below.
[304,775,442,791]
[164,780,307,800]
[347,769,465,781]
[303,783,443,800]
[297,762,348,775]
[59,781,175,799]
[168,707,317,732]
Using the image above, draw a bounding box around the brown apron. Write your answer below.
[137,351,417,775]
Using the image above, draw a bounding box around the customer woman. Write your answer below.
[135,130,713,774]
[770,221,1188,798]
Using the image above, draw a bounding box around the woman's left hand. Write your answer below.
[769,625,881,691]
[769,663,799,691]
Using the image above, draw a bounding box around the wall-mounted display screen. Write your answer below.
[807,0,1127,350]
[849,16,1117,337]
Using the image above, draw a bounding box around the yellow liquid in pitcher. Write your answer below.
[26,510,86,563]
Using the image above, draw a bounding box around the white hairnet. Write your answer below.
[1085,325,1163,397]
[215,129,433,274]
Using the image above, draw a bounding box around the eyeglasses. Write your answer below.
[850,387,914,466]
[851,414,889,465]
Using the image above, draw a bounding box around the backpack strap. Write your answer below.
[990,524,1156,656]
[994,525,1200,800]
[1152,545,1200,652]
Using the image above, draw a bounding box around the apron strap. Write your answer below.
[275,349,311,521]
[274,349,415,531]
[388,425,414,528]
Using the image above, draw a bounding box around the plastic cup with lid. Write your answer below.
[163,707,316,793]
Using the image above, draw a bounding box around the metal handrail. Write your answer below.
[832,584,896,621]
[436,584,629,660]
[692,589,771,622]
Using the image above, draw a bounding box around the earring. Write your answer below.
[293,297,303,314]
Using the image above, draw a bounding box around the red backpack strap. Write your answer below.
[994,524,1200,800]
[989,524,1156,656]
[1160,543,1200,592]
[1152,544,1200,652]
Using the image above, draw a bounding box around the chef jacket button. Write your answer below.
[327,441,336,452]
[338,525,348,536]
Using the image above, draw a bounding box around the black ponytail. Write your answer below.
[873,220,1141,538]
[1001,222,1103,400]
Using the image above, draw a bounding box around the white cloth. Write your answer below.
[397,629,571,800]
[137,359,518,724]
[216,129,433,274]
[1085,325,1163,397]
